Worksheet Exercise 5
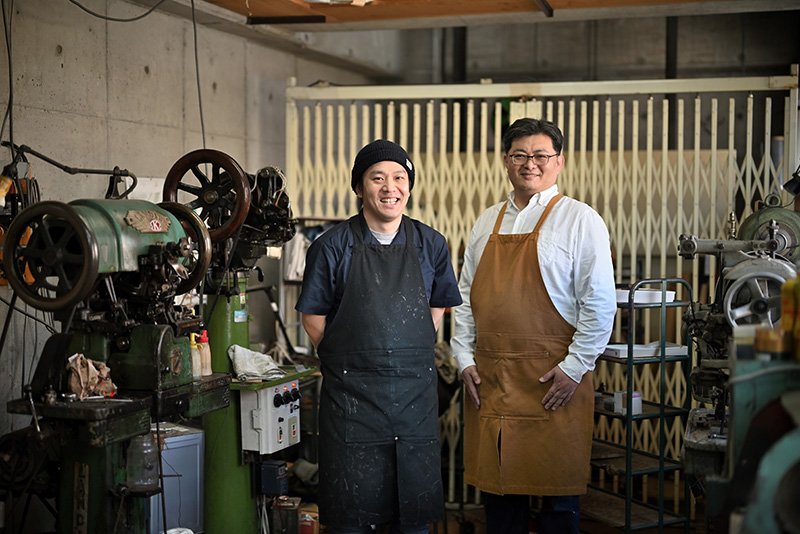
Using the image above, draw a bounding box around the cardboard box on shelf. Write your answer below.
[613,391,642,415]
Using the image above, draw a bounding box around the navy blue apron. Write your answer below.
[316,215,443,528]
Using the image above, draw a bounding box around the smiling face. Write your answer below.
[356,160,410,232]
[504,133,564,207]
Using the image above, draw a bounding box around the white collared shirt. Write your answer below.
[451,184,617,382]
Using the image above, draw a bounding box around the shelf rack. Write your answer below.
[585,278,692,533]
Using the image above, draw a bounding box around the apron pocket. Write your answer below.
[493,350,552,420]
[343,367,437,443]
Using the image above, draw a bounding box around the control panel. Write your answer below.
[240,379,302,454]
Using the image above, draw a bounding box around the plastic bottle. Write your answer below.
[199,329,212,376]
[189,333,202,380]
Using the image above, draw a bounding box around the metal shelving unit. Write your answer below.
[584,278,692,533]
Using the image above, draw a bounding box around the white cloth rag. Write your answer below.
[227,345,286,381]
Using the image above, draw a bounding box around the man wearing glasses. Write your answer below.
[451,118,616,533]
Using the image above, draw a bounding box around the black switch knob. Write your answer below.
[273,394,283,408]
[282,391,293,404]
[291,388,302,401]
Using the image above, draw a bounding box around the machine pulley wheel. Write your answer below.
[157,201,212,294]
[723,271,786,328]
[738,206,800,266]
[162,149,251,243]
[2,201,99,312]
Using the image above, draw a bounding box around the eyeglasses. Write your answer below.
[508,153,559,166]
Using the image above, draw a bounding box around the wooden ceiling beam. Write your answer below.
[204,0,800,28]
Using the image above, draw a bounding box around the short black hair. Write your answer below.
[502,118,564,155]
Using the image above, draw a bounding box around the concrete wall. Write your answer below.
[0,0,373,435]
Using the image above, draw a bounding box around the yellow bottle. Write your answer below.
[189,333,202,380]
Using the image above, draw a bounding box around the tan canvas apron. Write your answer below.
[463,194,594,495]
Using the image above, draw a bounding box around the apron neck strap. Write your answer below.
[349,213,412,249]
[491,203,509,234]
[532,193,563,234]
[491,193,563,235]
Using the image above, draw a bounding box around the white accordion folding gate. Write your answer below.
[285,66,799,507]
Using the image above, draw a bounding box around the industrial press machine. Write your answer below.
[0,147,297,533]
[679,183,800,532]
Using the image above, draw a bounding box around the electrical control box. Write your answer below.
[240,378,302,454]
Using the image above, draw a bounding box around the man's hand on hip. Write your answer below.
[462,365,481,409]
[539,365,579,411]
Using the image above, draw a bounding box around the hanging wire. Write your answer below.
[1,0,20,176]
[67,0,168,23]
[189,0,209,320]
[0,295,56,334]
[190,0,207,149]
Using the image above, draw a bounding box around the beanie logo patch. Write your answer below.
[406,159,413,172]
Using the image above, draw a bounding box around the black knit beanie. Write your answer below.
[350,139,415,192]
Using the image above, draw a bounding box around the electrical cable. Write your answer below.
[0,102,9,144]
[0,291,16,358]
[1,141,139,198]
[189,0,208,328]
[190,0,206,149]
[1,1,38,215]
[0,294,56,333]
[2,0,13,145]
[192,0,206,148]
[21,297,27,386]
[156,421,169,534]
[160,454,184,526]
[62,303,78,334]
[246,285,298,356]
[37,285,56,332]
[1,0,22,204]
[203,223,244,330]
[28,305,39,380]
[67,0,168,23]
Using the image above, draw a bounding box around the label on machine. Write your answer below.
[233,309,248,323]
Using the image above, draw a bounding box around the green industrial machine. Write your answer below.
[683,332,800,534]
[203,274,257,533]
[160,148,262,481]
[162,150,298,533]
[679,191,800,533]
[0,194,230,533]
[723,354,800,533]
[0,148,297,533]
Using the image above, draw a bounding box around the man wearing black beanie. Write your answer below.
[296,139,462,534]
